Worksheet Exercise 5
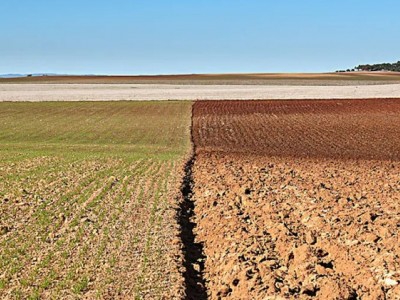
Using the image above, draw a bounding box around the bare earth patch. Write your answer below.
[1,84,400,101]
[2,72,400,84]
[191,99,400,299]
[193,153,400,299]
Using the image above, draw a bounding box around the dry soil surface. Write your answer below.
[2,72,400,84]
[192,99,400,299]
[193,153,400,299]
[1,84,400,101]
[193,99,400,160]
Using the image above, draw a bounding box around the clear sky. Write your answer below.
[1,0,399,74]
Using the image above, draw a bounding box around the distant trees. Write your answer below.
[355,61,400,72]
[337,61,400,72]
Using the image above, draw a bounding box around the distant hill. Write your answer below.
[0,74,25,78]
[0,73,60,78]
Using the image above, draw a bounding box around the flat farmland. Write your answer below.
[2,72,400,84]
[192,100,400,299]
[2,84,400,102]
[0,102,192,299]
[193,99,400,160]
[2,98,400,299]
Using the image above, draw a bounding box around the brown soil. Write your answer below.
[191,99,400,299]
[2,72,400,85]
[193,99,400,160]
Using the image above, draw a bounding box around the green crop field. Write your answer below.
[0,101,192,299]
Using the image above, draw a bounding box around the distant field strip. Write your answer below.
[0,102,192,299]
[1,84,400,101]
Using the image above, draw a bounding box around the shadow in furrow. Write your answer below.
[178,154,207,300]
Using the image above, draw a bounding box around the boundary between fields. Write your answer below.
[177,104,207,299]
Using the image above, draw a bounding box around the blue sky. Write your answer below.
[1,0,399,74]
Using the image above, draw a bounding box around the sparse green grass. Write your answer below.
[0,101,192,298]
[0,101,191,159]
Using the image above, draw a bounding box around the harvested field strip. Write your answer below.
[191,99,400,299]
[3,84,400,102]
[0,101,192,299]
[2,72,400,84]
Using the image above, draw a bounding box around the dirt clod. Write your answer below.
[191,99,400,299]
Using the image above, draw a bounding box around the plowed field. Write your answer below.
[193,99,400,160]
[192,99,400,299]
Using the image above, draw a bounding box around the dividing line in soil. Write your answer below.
[177,106,207,299]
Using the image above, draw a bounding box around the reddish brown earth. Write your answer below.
[192,99,400,299]
[193,99,400,160]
